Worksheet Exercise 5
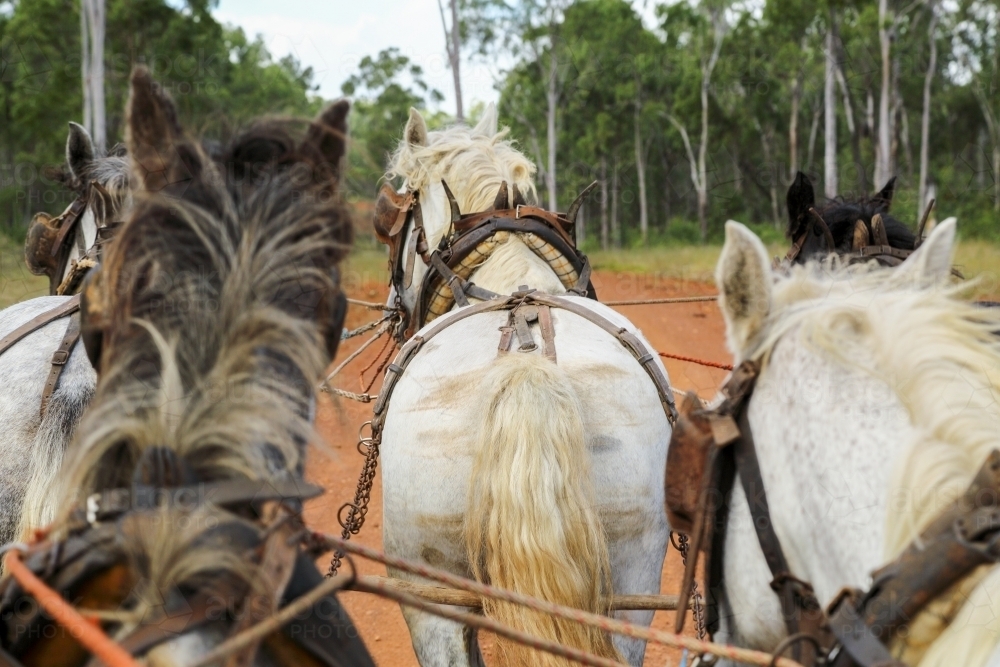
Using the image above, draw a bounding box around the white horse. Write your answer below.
[377,106,672,666]
[0,122,130,545]
[712,217,1000,666]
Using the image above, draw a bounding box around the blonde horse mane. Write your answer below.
[386,118,537,245]
[749,259,1000,667]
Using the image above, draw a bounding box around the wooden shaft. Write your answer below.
[345,576,682,612]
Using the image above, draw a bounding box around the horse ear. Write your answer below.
[786,171,815,237]
[126,66,193,194]
[302,99,350,178]
[873,176,896,211]
[472,102,498,137]
[895,217,956,287]
[716,221,773,357]
[405,107,428,147]
[66,122,95,182]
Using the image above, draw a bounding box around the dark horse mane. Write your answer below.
[3,68,374,665]
[786,171,916,261]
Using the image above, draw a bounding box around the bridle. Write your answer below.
[374,179,598,342]
[667,359,1000,667]
[781,207,915,270]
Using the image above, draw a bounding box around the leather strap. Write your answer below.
[530,293,677,424]
[732,404,831,664]
[49,198,87,259]
[40,312,81,417]
[537,304,556,362]
[0,296,80,360]
[74,479,324,526]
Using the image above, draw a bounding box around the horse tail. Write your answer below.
[465,353,620,666]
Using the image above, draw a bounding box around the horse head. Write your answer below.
[0,67,371,666]
[374,105,538,321]
[25,123,132,294]
[784,171,919,266]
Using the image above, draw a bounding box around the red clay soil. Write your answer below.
[302,270,731,667]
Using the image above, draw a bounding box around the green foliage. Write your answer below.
[0,0,320,234]
[340,48,444,199]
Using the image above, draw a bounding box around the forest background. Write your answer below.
[0,0,997,253]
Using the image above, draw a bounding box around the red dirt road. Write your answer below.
[302,270,731,666]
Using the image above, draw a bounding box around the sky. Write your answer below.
[214,0,504,114]
[213,0,665,114]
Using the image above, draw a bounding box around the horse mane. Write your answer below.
[386,121,537,227]
[59,71,351,516]
[749,259,1000,559]
[815,197,916,252]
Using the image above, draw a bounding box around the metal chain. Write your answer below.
[673,532,708,641]
[326,420,382,576]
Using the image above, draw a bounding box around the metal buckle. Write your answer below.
[86,493,101,526]
[50,349,70,365]
[515,204,523,219]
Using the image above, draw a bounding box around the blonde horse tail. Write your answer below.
[465,353,620,666]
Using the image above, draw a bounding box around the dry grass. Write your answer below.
[0,235,47,310]
[2,236,999,311]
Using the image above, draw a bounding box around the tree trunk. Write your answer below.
[449,0,463,121]
[807,104,821,173]
[876,0,894,187]
[994,144,1000,211]
[789,69,802,179]
[546,48,558,211]
[611,158,620,249]
[834,47,867,194]
[437,0,464,121]
[82,0,106,150]
[918,1,938,223]
[824,16,838,198]
[634,98,648,244]
[81,2,91,133]
[695,7,726,242]
[600,156,609,250]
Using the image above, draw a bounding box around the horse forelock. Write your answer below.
[750,261,1000,560]
[386,123,537,246]
[60,124,349,510]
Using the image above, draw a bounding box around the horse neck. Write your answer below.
[468,238,566,296]
[738,336,913,606]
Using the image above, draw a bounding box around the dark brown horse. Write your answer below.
[784,171,917,266]
[0,67,373,667]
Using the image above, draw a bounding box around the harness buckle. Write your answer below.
[515,204,523,219]
[86,493,101,526]
[50,350,70,365]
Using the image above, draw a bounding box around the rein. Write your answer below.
[668,360,1000,667]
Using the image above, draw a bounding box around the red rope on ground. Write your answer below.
[4,549,141,667]
[658,351,733,371]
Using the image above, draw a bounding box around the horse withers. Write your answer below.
[689,218,1000,667]
[0,67,371,666]
[372,106,673,667]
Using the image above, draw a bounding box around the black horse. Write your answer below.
[783,171,917,266]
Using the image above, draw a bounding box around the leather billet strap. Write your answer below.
[0,296,80,360]
[39,311,81,417]
[72,478,323,527]
[672,360,832,665]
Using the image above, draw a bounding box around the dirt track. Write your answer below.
[302,270,731,666]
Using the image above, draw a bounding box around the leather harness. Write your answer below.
[374,181,597,342]
[667,361,1000,667]
[0,476,374,666]
[5,190,123,418]
[0,296,82,418]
